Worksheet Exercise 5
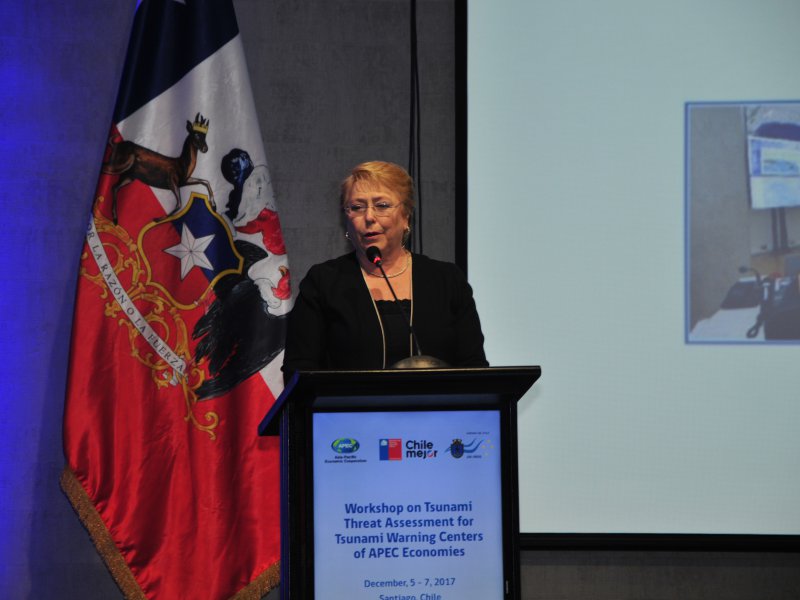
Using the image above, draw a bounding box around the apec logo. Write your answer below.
[331,438,360,454]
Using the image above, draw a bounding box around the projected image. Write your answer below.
[687,102,800,343]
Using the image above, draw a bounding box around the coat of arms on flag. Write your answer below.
[61,1,289,598]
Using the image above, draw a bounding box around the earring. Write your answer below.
[345,232,351,240]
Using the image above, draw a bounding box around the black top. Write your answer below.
[282,252,488,380]
[375,299,413,366]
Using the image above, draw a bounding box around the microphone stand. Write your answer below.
[368,248,449,369]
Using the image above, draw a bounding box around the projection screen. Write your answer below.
[467,0,800,535]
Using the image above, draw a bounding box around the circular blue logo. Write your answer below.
[331,438,360,454]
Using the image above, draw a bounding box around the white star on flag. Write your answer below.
[164,224,215,279]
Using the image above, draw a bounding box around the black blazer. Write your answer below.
[282,252,488,378]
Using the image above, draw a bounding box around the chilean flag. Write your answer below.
[61,1,290,598]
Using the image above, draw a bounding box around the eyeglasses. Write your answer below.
[343,201,398,217]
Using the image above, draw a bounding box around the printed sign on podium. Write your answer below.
[313,409,504,599]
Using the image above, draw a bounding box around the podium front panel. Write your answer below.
[312,409,505,600]
[264,368,541,600]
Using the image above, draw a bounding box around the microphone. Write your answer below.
[366,245,382,267]
[364,246,449,369]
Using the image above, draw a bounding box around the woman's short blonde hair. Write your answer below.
[340,161,415,218]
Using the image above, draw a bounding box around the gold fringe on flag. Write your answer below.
[60,466,280,600]
[60,466,147,600]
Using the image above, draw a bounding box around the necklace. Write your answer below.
[363,252,411,279]
[363,264,414,368]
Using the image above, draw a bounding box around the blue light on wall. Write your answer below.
[0,2,134,597]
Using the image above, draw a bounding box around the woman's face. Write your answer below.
[343,182,409,261]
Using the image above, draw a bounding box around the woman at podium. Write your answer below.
[282,161,487,378]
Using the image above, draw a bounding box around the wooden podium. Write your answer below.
[259,366,540,600]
